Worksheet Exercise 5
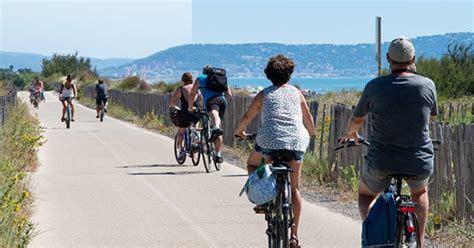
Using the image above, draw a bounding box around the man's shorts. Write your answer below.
[206,96,226,119]
[255,143,305,161]
[96,97,108,106]
[361,162,432,193]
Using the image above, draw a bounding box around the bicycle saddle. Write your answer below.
[388,174,418,180]
[268,150,297,163]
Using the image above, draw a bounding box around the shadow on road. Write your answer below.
[118,164,188,169]
[128,171,207,176]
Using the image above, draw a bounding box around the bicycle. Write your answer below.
[32,91,41,109]
[238,134,295,248]
[173,124,201,166]
[60,97,74,129]
[98,99,107,122]
[199,109,221,173]
[335,138,439,248]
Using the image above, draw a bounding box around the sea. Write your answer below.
[228,77,374,93]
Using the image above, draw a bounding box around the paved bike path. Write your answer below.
[23,91,361,247]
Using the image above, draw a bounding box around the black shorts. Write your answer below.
[171,110,200,128]
[96,98,108,106]
[206,96,227,119]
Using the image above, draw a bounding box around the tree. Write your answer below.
[41,52,98,79]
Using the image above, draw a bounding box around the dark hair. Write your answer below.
[181,72,193,85]
[264,55,295,86]
[66,74,72,80]
[98,79,104,84]
[202,65,211,75]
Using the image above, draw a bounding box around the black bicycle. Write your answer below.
[173,125,201,166]
[335,138,434,248]
[199,109,221,173]
[98,99,106,122]
[60,97,74,129]
[238,134,294,248]
[31,91,41,109]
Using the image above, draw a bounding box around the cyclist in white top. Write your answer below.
[59,75,77,122]
[234,55,316,248]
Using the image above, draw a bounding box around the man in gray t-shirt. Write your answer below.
[339,37,437,246]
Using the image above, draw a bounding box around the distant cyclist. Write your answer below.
[169,72,202,157]
[188,66,232,163]
[95,79,108,118]
[29,77,44,102]
[234,55,316,248]
[59,75,77,122]
[338,37,438,247]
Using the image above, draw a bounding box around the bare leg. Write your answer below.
[214,136,223,153]
[177,127,186,149]
[246,149,262,175]
[61,100,67,120]
[411,186,429,248]
[358,180,378,220]
[70,101,75,120]
[288,160,302,238]
[209,110,221,128]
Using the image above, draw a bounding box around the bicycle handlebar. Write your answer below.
[335,138,370,151]
[234,133,257,141]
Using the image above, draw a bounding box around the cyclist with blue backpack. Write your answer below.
[339,37,438,247]
[188,66,232,163]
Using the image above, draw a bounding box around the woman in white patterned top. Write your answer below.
[234,55,316,248]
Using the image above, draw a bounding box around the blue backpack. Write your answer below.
[362,191,397,247]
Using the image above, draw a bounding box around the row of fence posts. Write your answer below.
[83,86,472,221]
[0,88,17,127]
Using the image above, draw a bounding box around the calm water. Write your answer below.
[228,77,373,93]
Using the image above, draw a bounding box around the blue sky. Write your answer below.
[0,0,472,58]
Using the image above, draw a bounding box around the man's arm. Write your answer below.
[73,84,77,98]
[234,92,263,137]
[338,115,366,144]
[226,88,233,99]
[188,79,200,111]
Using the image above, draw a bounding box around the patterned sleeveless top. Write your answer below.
[256,85,310,152]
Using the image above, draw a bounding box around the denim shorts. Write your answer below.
[255,144,305,161]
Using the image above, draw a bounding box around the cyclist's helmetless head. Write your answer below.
[387,37,416,65]
[264,55,295,86]
[202,66,211,75]
[181,72,194,85]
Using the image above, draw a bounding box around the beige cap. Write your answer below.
[388,36,415,63]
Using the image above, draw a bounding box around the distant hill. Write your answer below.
[0,51,134,71]
[101,32,473,79]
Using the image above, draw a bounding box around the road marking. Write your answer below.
[88,128,218,247]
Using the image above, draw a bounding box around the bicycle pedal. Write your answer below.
[253,205,268,214]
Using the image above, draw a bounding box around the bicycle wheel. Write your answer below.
[201,129,212,173]
[99,104,105,122]
[280,182,291,248]
[190,130,201,166]
[174,133,186,164]
[66,106,71,129]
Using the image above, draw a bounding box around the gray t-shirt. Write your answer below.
[95,83,108,98]
[353,73,438,173]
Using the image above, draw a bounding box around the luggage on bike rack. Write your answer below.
[239,164,277,205]
[361,191,397,247]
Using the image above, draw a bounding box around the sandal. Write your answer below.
[290,235,301,248]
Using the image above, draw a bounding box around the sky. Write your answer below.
[0,0,472,59]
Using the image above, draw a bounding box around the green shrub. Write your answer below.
[0,101,42,247]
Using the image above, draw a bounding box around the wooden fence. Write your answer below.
[0,88,17,127]
[327,104,474,221]
[82,86,319,147]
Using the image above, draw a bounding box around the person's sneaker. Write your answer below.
[215,154,224,163]
[96,115,99,118]
[104,108,108,113]
[71,118,75,122]
[179,148,186,160]
[61,117,65,122]
[209,127,224,142]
